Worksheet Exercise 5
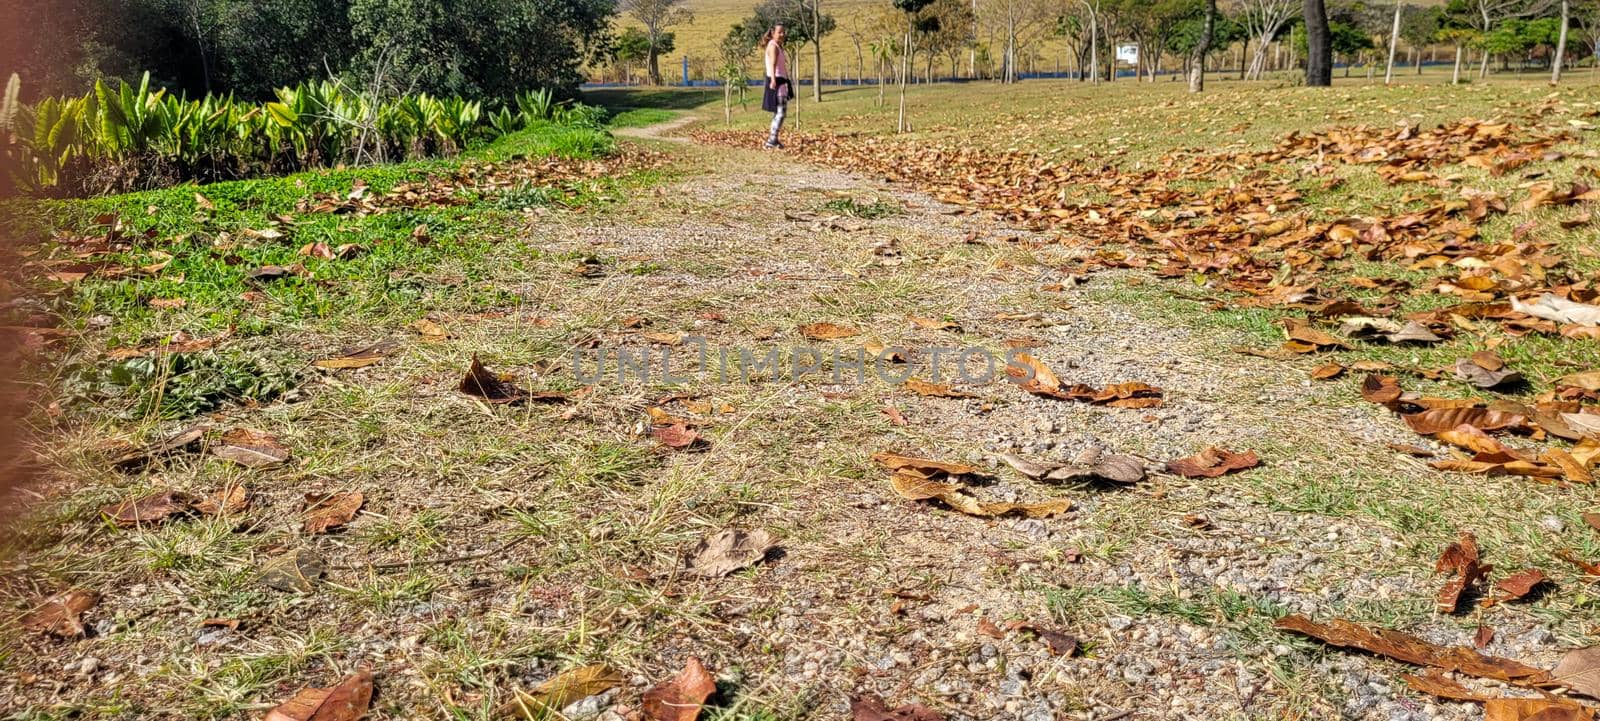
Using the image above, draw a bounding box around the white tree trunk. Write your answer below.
[1553,0,1570,84]
[1452,43,1463,84]
[1384,0,1401,85]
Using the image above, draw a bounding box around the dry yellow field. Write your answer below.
[608,0,1093,84]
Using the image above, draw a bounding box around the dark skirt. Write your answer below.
[762,77,790,113]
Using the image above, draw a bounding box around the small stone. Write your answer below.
[1541,515,1565,533]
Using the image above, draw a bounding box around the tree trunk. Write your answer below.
[897,29,911,132]
[649,49,662,85]
[1189,0,1216,92]
[1478,46,1490,78]
[1384,0,1401,84]
[1553,0,1570,84]
[1452,43,1463,84]
[1239,38,1248,79]
[1089,9,1100,84]
[1304,0,1333,86]
[812,0,824,100]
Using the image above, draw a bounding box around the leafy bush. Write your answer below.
[5,73,610,197]
[64,350,302,420]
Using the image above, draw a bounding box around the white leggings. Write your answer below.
[769,103,786,142]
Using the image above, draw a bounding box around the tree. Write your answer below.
[349,0,615,99]
[1399,5,1442,73]
[894,0,937,132]
[1236,0,1299,79]
[924,0,977,79]
[621,0,692,86]
[718,23,754,122]
[1189,0,1219,89]
[1384,0,1403,83]
[612,27,653,83]
[1460,0,1556,77]
[1551,0,1569,82]
[1304,0,1334,85]
[735,0,837,99]
[1330,20,1376,73]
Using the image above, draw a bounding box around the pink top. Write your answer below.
[767,40,789,78]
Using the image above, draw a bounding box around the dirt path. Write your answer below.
[7,121,1590,721]
[613,114,700,142]
[478,127,1567,720]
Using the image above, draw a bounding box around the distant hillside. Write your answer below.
[607,0,925,84]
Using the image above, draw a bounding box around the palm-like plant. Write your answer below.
[6,74,605,194]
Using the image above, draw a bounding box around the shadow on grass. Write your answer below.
[584,88,721,111]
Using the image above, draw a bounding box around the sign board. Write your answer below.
[1116,44,1138,65]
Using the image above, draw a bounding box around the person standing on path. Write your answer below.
[761,24,790,149]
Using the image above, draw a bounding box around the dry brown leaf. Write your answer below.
[641,657,717,721]
[1006,621,1079,656]
[871,452,980,478]
[652,423,706,450]
[100,490,197,527]
[21,590,98,637]
[1553,646,1600,701]
[1165,447,1261,478]
[908,315,960,331]
[1456,357,1525,390]
[1005,352,1067,398]
[1361,374,1403,404]
[1557,549,1600,577]
[459,355,529,404]
[1437,531,1488,614]
[194,484,250,516]
[1476,626,1496,649]
[799,322,860,340]
[1404,407,1526,435]
[903,377,977,398]
[501,665,622,720]
[313,341,397,370]
[1273,615,1551,684]
[1484,569,1547,607]
[1584,512,1600,533]
[686,529,775,577]
[110,425,205,470]
[1437,424,1526,458]
[212,428,291,468]
[977,617,1006,639]
[412,318,450,341]
[302,491,364,534]
[889,473,1071,519]
[265,671,373,721]
[1311,362,1346,380]
[1400,669,1488,702]
[1483,698,1594,721]
[1281,317,1350,352]
[1558,371,1600,391]
[849,696,945,721]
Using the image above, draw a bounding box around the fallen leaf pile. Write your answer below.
[692,114,1600,346]
[1275,614,1600,717]
[874,451,1071,518]
[1004,353,1163,408]
[296,151,668,216]
[1353,371,1597,484]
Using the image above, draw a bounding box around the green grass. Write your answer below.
[4,120,663,423]
[605,108,680,129]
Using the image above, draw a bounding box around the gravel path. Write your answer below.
[493,122,1592,720]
